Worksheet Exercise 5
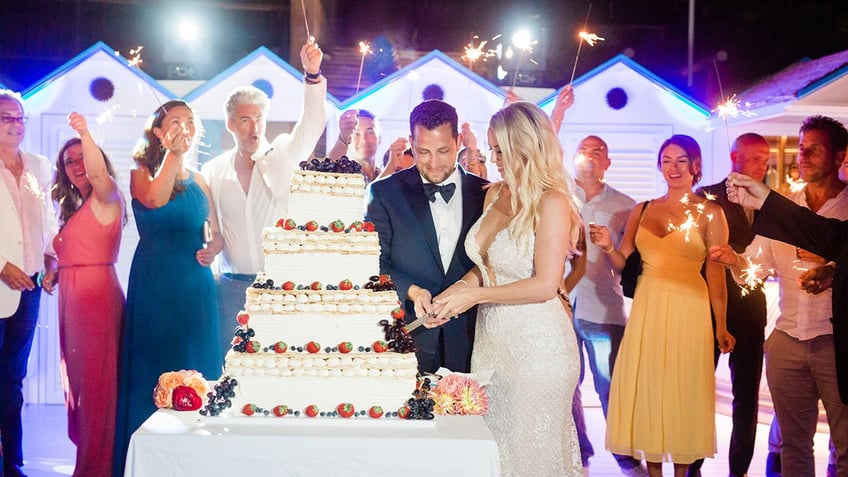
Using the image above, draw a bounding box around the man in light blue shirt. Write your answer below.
[570,135,645,476]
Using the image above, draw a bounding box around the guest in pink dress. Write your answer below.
[43,112,125,477]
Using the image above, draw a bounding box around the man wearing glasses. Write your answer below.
[0,89,57,477]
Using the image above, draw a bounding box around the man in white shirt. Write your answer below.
[0,89,58,477]
[201,39,327,353]
[715,115,848,476]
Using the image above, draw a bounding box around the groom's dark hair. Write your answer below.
[409,100,458,139]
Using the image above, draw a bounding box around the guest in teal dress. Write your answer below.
[113,100,224,476]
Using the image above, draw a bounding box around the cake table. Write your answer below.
[125,410,501,476]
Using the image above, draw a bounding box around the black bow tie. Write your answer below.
[422,182,456,203]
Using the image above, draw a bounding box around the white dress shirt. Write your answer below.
[422,168,463,273]
[742,186,848,340]
[0,151,57,317]
[202,79,327,275]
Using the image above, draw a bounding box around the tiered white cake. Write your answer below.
[210,168,420,418]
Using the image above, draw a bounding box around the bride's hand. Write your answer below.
[432,287,478,321]
[433,280,468,303]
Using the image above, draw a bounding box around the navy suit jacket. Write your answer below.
[366,166,488,373]
[754,190,848,404]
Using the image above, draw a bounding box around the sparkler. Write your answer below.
[509,32,536,90]
[579,31,605,47]
[124,45,166,112]
[355,41,373,95]
[712,60,755,149]
[300,0,311,40]
[665,193,716,243]
[568,4,604,85]
[96,104,120,125]
[573,153,588,166]
[785,175,806,193]
[738,246,769,296]
[715,94,754,120]
[462,35,496,71]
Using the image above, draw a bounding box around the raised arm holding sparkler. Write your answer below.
[550,84,574,134]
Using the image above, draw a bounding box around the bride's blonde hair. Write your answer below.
[488,101,581,249]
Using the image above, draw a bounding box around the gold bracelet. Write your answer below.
[602,245,614,254]
[456,279,469,287]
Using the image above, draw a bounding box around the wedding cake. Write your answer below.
[204,158,429,419]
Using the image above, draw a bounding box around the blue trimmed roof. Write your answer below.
[21,41,175,100]
[183,46,343,107]
[799,62,848,97]
[537,53,709,116]
[738,49,848,107]
[340,50,506,108]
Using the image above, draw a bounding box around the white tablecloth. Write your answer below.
[126,410,501,477]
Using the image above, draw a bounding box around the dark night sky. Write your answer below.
[1,0,846,103]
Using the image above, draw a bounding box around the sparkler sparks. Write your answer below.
[573,153,588,165]
[665,193,715,242]
[462,36,496,70]
[568,4,603,85]
[568,29,603,85]
[22,172,46,204]
[127,46,144,68]
[786,175,806,193]
[578,31,605,47]
[737,246,771,296]
[739,254,765,296]
[96,104,120,125]
[715,94,755,120]
[712,60,755,151]
[123,45,166,112]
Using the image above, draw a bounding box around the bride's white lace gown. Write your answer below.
[466,199,583,477]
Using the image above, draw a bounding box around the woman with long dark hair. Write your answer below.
[45,112,125,477]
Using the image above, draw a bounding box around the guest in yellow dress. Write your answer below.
[590,134,734,477]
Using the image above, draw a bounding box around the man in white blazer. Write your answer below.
[0,89,57,477]
[201,39,326,353]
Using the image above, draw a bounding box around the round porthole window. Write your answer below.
[90,77,115,102]
[606,87,628,110]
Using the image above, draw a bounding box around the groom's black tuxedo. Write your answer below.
[366,166,488,373]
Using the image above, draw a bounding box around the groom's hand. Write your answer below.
[407,284,434,320]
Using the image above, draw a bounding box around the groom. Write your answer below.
[366,100,488,373]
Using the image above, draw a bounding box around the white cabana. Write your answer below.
[539,54,711,202]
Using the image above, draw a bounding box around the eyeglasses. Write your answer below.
[0,116,27,124]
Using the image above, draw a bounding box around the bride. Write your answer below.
[427,101,583,476]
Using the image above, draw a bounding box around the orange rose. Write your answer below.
[158,371,183,390]
[183,374,209,398]
[153,384,172,408]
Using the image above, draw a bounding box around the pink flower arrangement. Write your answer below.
[153,370,209,411]
[429,374,488,415]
